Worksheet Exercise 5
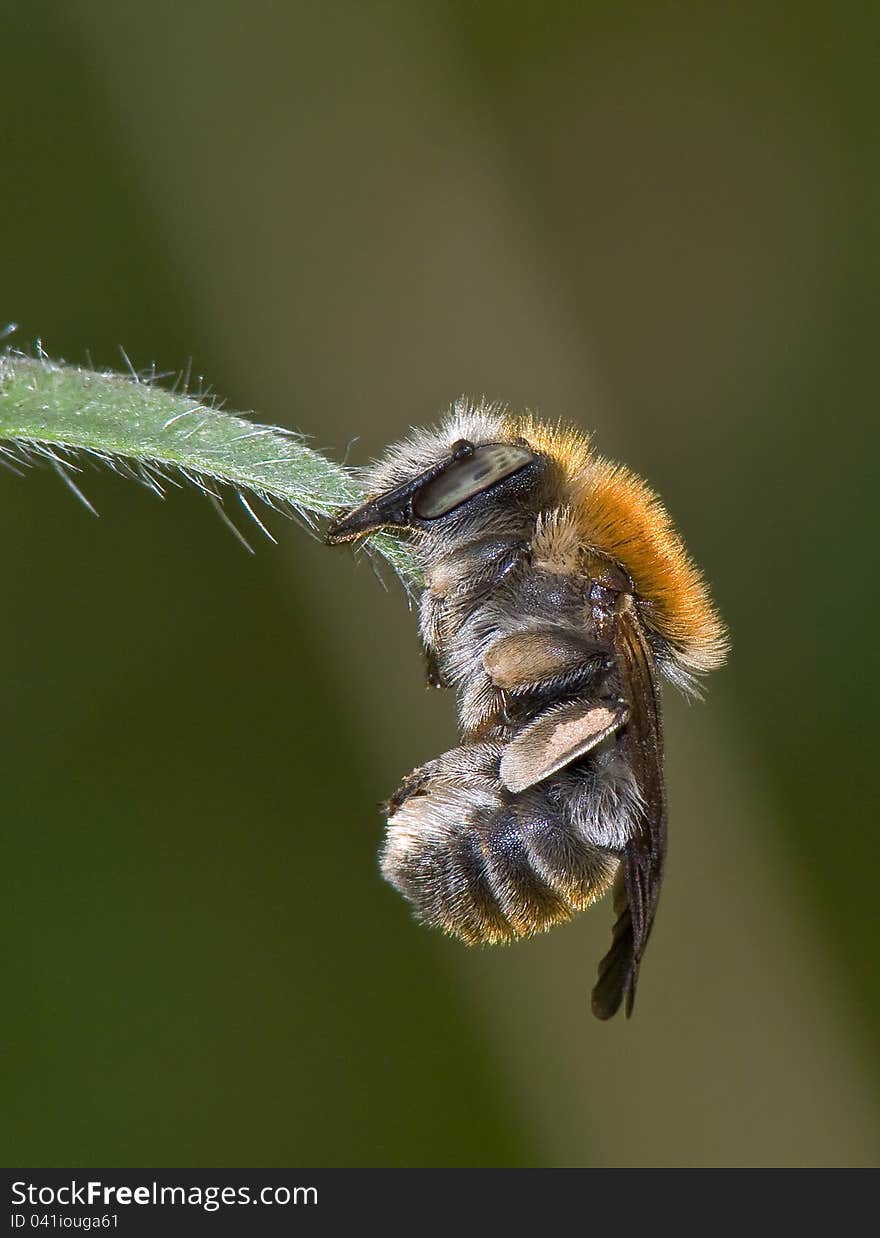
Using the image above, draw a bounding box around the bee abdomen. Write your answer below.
[380,749,617,945]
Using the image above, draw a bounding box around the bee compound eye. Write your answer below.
[412,442,536,519]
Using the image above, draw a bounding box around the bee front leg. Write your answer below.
[419,590,448,688]
[423,645,446,689]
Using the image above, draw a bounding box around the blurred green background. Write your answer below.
[2,2,878,1167]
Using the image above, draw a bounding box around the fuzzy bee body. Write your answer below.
[328,402,727,1019]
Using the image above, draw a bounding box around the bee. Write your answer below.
[327,401,727,1018]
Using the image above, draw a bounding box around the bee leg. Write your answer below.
[419,591,447,687]
[483,627,609,698]
[423,644,446,689]
[384,762,437,816]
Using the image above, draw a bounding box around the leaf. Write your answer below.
[0,350,420,582]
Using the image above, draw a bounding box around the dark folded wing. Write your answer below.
[591,595,667,1020]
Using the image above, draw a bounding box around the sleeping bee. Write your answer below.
[327,401,727,1019]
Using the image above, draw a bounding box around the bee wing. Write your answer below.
[499,698,629,794]
[591,595,667,1020]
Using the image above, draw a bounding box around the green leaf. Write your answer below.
[0,350,419,581]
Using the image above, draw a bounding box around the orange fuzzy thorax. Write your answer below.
[514,414,728,675]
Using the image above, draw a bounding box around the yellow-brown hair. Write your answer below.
[515,415,728,676]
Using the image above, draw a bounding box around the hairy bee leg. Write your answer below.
[420,539,529,696]
[464,624,613,743]
[385,764,435,817]
[423,645,446,688]
[483,627,610,697]
[419,590,446,685]
[381,744,617,945]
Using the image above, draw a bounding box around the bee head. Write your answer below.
[326,408,550,544]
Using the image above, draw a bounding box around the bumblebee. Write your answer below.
[328,401,727,1018]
